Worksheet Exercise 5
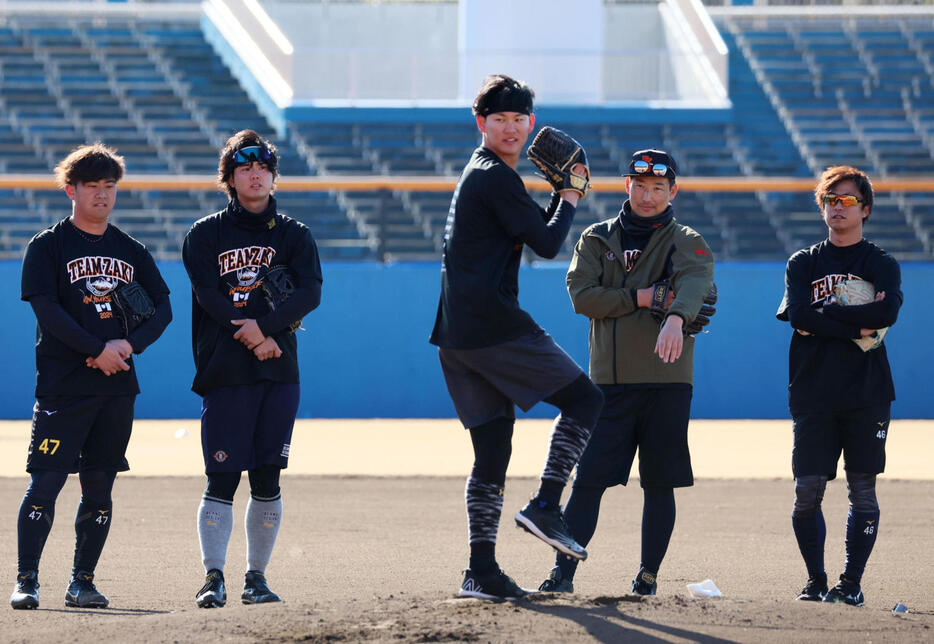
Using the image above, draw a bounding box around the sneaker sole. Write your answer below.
[514,513,587,561]
[11,598,38,610]
[241,594,281,604]
[64,599,108,608]
[197,597,226,608]
[825,597,864,607]
[457,588,526,601]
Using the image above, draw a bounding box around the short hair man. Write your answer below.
[11,143,172,610]
[777,165,901,607]
[429,74,604,601]
[539,149,714,596]
[183,130,322,608]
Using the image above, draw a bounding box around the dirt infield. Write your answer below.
[2,420,934,642]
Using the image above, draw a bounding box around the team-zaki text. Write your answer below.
[217,245,276,275]
[66,256,134,284]
[811,273,864,304]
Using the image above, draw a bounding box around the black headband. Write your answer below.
[478,90,533,117]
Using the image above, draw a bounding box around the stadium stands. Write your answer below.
[0,11,932,262]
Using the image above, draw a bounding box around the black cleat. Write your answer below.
[515,501,587,560]
[241,570,281,604]
[196,569,226,608]
[796,573,828,602]
[10,570,39,610]
[823,576,864,606]
[538,566,573,593]
[64,571,109,608]
[631,568,657,596]
[458,567,531,601]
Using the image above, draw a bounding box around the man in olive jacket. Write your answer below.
[538,149,715,596]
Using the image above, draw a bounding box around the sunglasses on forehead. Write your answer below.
[232,145,272,164]
[632,160,669,177]
[823,194,863,207]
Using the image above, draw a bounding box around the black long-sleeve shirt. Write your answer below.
[182,198,323,395]
[776,238,901,415]
[21,218,171,397]
[429,146,576,349]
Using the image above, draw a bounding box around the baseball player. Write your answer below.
[11,144,172,610]
[538,149,714,596]
[429,74,604,601]
[777,165,901,607]
[182,130,322,608]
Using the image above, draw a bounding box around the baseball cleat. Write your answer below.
[795,573,828,601]
[241,570,280,604]
[64,570,109,608]
[823,576,864,606]
[538,566,573,593]
[10,570,39,610]
[631,568,657,596]
[515,501,587,560]
[196,569,227,608]
[458,567,531,601]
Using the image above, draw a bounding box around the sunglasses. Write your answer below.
[632,160,670,176]
[823,194,863,207]
[232,145,272,164]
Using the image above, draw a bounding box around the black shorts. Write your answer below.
[573,384,693,489]
[438,329,584,429]
[201,382,300,473]
[792,403,890,480]
[26,395,135,473]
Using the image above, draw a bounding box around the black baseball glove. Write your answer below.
[649,281,718,336]
[261,265,303,334]
[527,126,591,197]
[111,281,155,335]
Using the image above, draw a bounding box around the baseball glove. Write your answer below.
[111,281,155,335]
[527,126,591,197]
[832,279,887,352]
[649,280,718,336]
[261,265,303,334]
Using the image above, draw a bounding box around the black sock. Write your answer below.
[73,497,113,574]
[556,485,605,580]
[534,479,565,508]
[842,509,879,583]
[792,509,826,579]
[469,541,496,573]
[17,493,55,573]
[640,488,675,574]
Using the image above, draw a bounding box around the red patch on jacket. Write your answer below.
[695,248,709,256]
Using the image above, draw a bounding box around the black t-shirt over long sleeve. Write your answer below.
[182,198,322,396]
[776,238,902,415]
[429,146,576,349]
[21,218,171,397]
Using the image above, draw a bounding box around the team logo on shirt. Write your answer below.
[605,250,616,261]
[86,276,119,297]
[810,273,865,305]
[213,450,228,463]
[66,256,134,320]
[217,246,276,308]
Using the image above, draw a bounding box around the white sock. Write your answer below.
[245,496,282,573]
[198,497,233,573]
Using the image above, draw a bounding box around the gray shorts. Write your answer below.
[438,329,585,429]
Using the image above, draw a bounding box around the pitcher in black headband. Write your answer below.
[431,73,604,601]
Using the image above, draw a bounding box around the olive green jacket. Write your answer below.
[566,216,715,385]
